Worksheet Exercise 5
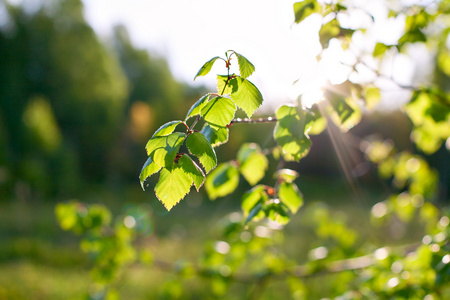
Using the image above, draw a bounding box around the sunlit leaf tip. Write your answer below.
[194,56,221,80]
[234,52,255,79]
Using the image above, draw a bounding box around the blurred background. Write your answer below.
[0,0,448,298]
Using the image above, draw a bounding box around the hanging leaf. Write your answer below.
[293,1,323,24]
[154,166,193,211]
[237,143,268,185]
[201,124,229,147]
[139,156,162,190]
[146,132,186,168]
[364,86,381,110]
[234,52,255,78]
[201,96,236,127]
[278,182,303,214]
[186,132,217,174]
[205,162,240,200]
[178,154,205,191]
[273,105,312,161]
[241,185,267,216]
[185,94,210,120]
[152,120,183,138]
[230,77,263,118]
[194,56,221,80]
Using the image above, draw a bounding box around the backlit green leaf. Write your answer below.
[178,154,205,191]
[275,169,299,183]
[246,202,263,224]
[234,52,255,78]
[185,94,210,120]
[194,56,221,80]
[266,203,290,225]
[364,86,381,110]
[230,77,263,118]
[140,156,162,190]
[293,1,322,24]
[217,75,237,95]
[186,132,217,174]
[146,132,186,168]
[328,95,361,132]
[274,105,312,161]
[278,182,303,214]
[237,143,268,185]
[201,124,229,147]
[152,120,183,138]
[242,185,266,216]
[155,165,193,211]
[201,96,236,127]
[205,162,239,200]
[373,42,389,57]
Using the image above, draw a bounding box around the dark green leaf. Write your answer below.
[201,96,236,127]
[205,162,240,200]
[194,56,221,80]
[245,202,263,224]
[185,94,210,120]
[230,77,263,118]
[186,132,217,174]
[201,124,229,147]
[178,154,205,191]
[234,52,255,78]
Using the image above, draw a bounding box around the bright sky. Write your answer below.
[82,0,324,110]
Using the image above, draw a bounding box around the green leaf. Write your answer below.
[185,94,210,120]
[201,96,236,127]
[146,132,186,168]
[194,56,221,80]
[373,42,390,57]
[205,162,240,200]
[140,156,162,190]
[278,182,303,214]
[274,105,312,161]
[234,52,255,78]
[293,1,322,24]
[217,75,237,95]
[275,169,299,183]
[326,89,362,131]
[237,143,268,185]
[364,86,381,110]
[186,132,217,174]
[242,185,266,215]
[265,203,290,225]
[245,202,263,224]
[230,77,263,118]
[305,105,326,135]
[155,166,193,211]
[178,154,205,191]
[201,124,229,147]
[152,120,183,138]
[319,19,354,49]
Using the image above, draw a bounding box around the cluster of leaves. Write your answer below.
[56,0,450,298]
[140,50,264,210]
[55,201,153,298]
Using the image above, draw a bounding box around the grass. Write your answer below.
[0,178,433,299]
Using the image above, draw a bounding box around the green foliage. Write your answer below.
[205,162,240,200]
[194,56,221,80]
[293,0,323,24]
[234,52,255,79]
[186,132,217,174]
[201,96,237,127]
[229,77,263,118]
[274,105,312,161]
